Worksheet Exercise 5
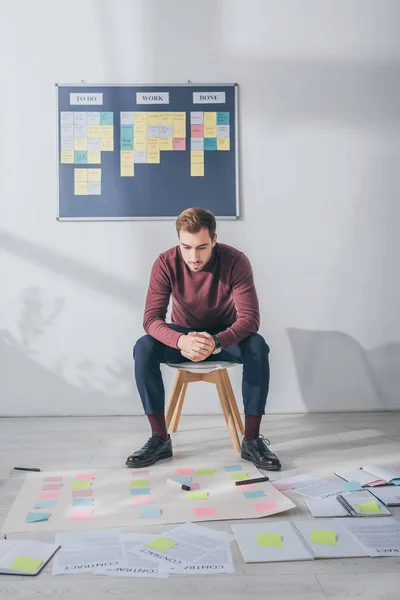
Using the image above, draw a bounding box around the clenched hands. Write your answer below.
[177,331,215,362]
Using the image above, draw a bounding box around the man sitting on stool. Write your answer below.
[126,207,281,471]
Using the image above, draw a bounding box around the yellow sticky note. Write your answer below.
[88,151,101,164]
[160,112,173,125]
[217,137,230,151]
[74,137,88,151]
[229,473,249,481]
[191,163,204,177]
[88,169,101,182]
[100,125,113,138]
[147,112,160,124]
[71,480,92,489]
[121,164,134,177]
[134,112,147,126]
[204,125,217,138]
[74,168,88,181]
[74,182,88,196]
[256,533,283,548]
[356,500,381,513]
[9,556,43,573]
[310,530,337,546]
[61,150,74,164]
[191,150,204,164]
[204,112,217,127]
[146,537,177,552]
[147,138,160,152]
[160,137,173,150]
[130,479,150,488]
[196,469,215,476]
[147,151,160,164]
[172,112,186,138]
[88,125,101,138]
[187,491,208,500]
[121,150,134,165]
[101,138,114,151]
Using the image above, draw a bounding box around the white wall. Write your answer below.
[1,0,400,416]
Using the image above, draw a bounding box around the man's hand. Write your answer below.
[178,331,215,362]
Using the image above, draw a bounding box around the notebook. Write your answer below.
[305,492,391,518]
[334,465,400,487]
[365,486,400,507]
[291,519,368,558]
[0,539,59,575]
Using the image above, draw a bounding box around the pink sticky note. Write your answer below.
[43,476,62,482]
[131,471,150,477]
[239,483,255,489]
[39,492,60,500]
[42,483,63,491]
[70,510,93,520]
[189,483,200,491]
[396,496,400,501]
[255,502,277,512]
[173,138,186,151]
[194,508,216,517]
[369,480,386,487]
[176,468,195,475]
[274,483,293,491]
[132,496,152,505]
[72,489,93,498]
[191,125,204,137]
[76,474,95,480]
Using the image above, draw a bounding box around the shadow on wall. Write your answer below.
[287,327,400,412]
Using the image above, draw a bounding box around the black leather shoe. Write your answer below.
[126,434,173,468]
[241,435,281,471]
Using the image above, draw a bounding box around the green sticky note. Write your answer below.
[146,537,177,552]
[256,533,283,548]
[187,491,208,500]
[310,530,337,546]
[230,473,249,481]
[356,500,381,513]
[130,479,150,488]
[196,469,215,476]
[71,480,92,490]
[9,556,43,573]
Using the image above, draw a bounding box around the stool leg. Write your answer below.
[222,370,244,435]
[213,371,241,452]
[166,371,185,429]
[170,382,187,432]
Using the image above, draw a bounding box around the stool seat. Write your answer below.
[165,362,244,451]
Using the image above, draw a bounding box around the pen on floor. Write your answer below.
[235,476,269,486]
[166,478,191,491]
[13,467,41,472]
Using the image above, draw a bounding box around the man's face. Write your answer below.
[179,227,217,272]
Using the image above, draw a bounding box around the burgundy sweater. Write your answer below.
[143,243,260,349]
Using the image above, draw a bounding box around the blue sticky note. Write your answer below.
[172,476,192,485]
[140,507,161,519]
[73,497,94,506]
[74,151,87,164]
[33,500,56,509]
[224,465,242,472]
[393,479,400,486]
[343,480,364,492]
[217,112,229,125]
[243,490,265,499]
[204,138,217,151]
[100,111,113,125]
[120,137,133,150]
[130,487,151,496]
[25,512,50,523]
[120,124,133,138]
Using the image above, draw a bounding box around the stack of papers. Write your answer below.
[271,475,346,499]
[334,465,400,487]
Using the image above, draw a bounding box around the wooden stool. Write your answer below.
[165,361,244,452]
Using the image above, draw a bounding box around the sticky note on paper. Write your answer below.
[176,468,195,475]
[356,500,381,513]
[273,483,293,491]
[172,476,192,484]
[196,469,215,476]
[243,490,265,499]
[256,533,283,548]
[43,476,62,482]
[187,491,208,500]
[230,473,249,481]
[34,500,56,509]
[131,470,150,477]
[140,507,161,519]
[191,163,204,176]
[70,510,93,520]
[25,512,50,523]
[194,507,216,517]
[9,556,43,573]
[72,489,93,498]
[72,497,94,506]
[392,479,400,486]
[132,496,152,505]
[71,480,92,490]
[130,487,151,496]
[255,502,278,512]
[39,492,60,500]
[130,479,150,488]
[189,483,200,491]
[224,465,242,472]
[310,530,337,546]
[41,483,62,491]
[146,537,177,552]
[343,480,364,492]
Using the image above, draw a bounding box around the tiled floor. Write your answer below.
[1,412,400,599]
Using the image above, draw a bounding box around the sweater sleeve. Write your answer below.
[216,253,260,349]
[142,256,182,348]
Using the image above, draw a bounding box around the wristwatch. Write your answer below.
[211,335,222,354]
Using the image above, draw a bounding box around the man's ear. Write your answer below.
[212,234,217,247]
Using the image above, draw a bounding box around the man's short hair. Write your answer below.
[175,208,217,240]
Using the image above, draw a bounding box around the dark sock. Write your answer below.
[244,414,262,441]
[147,414,168,440]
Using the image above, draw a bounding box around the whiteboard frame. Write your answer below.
[56,83,240,221]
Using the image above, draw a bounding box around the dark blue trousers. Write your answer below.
[133,325,270,416]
